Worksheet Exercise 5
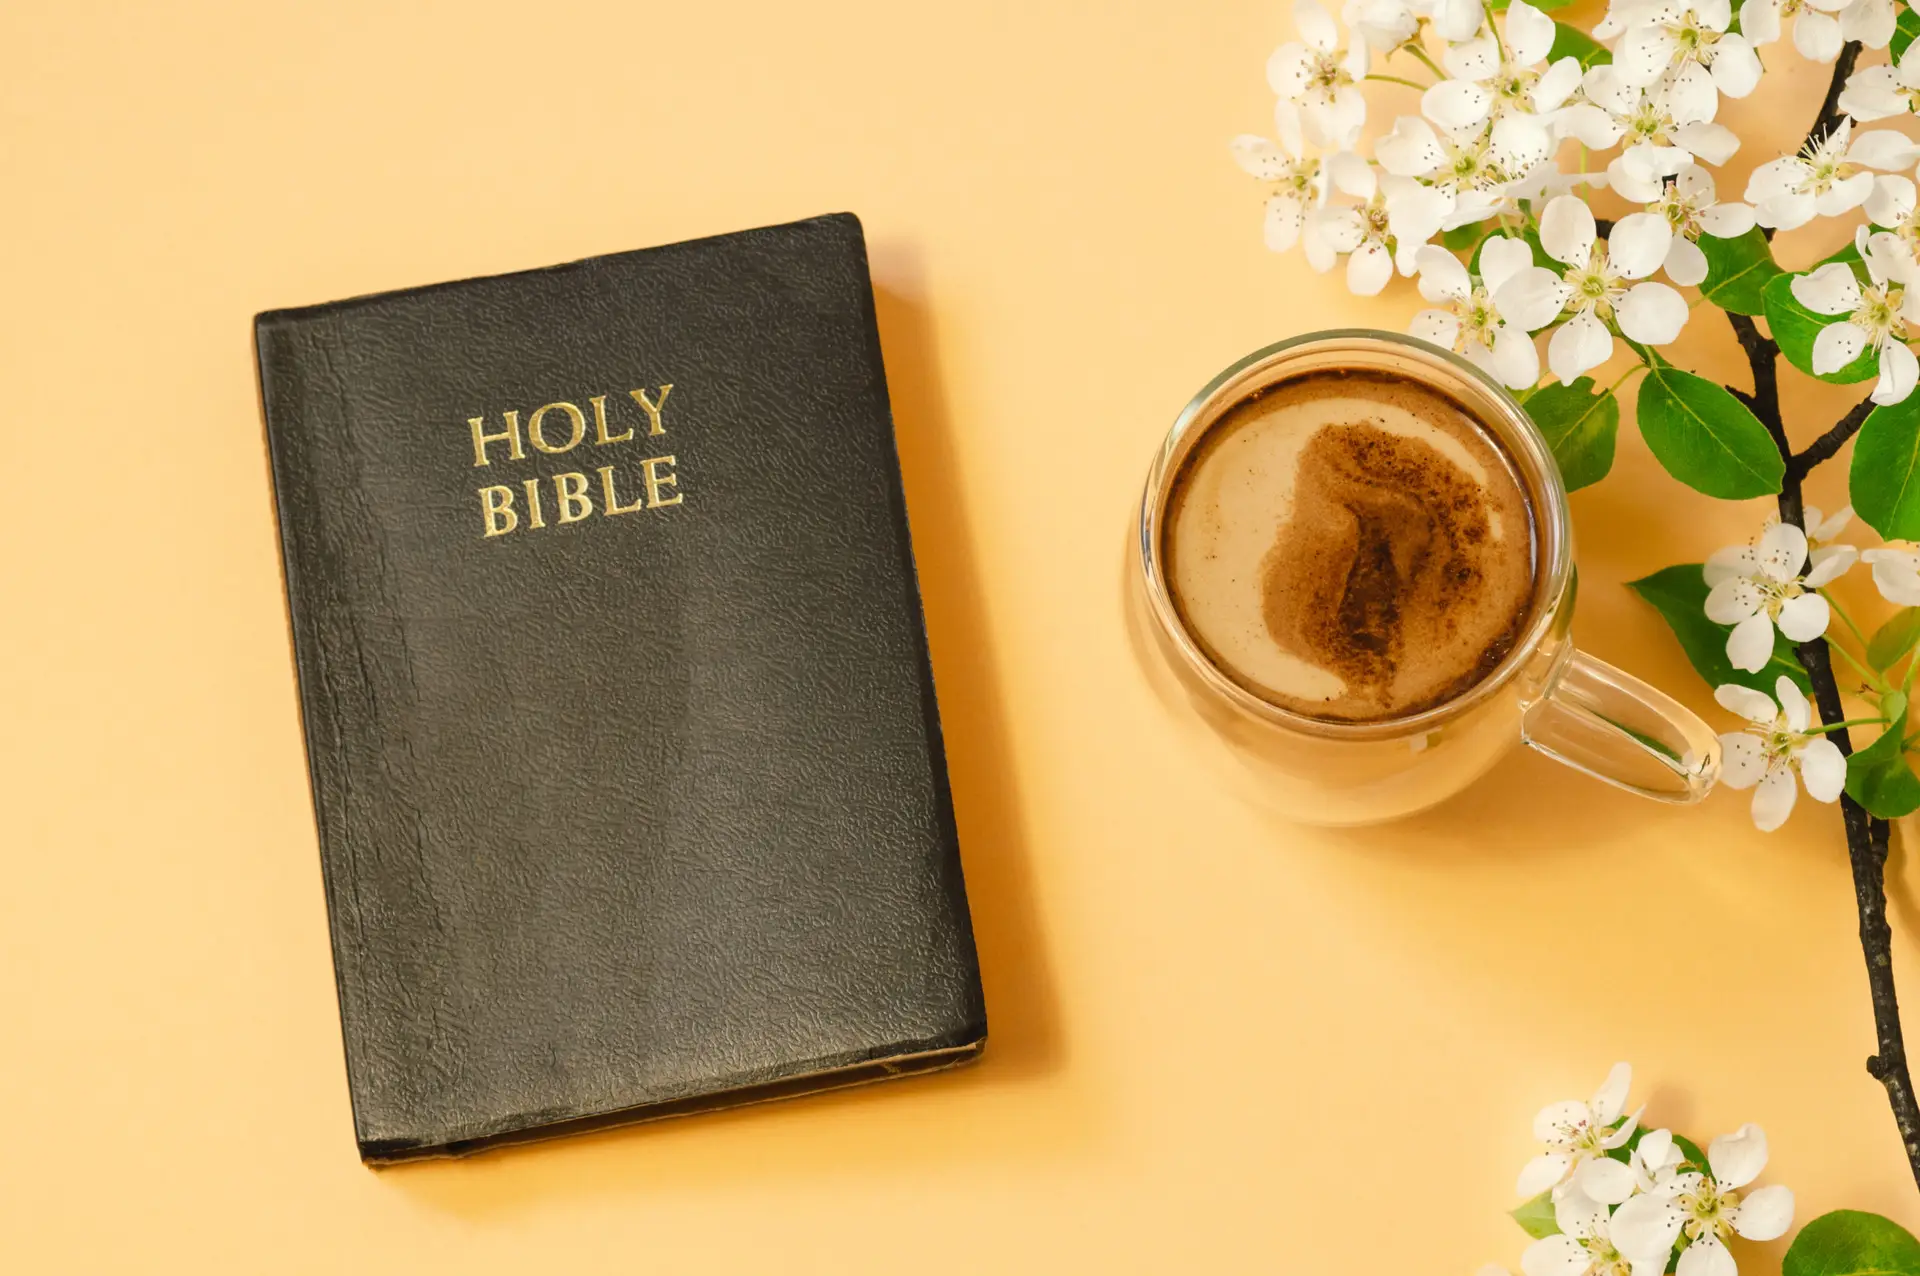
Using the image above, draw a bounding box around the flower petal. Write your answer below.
[1698,202,1757,238]
[1496,266,1572,331]
[1806,543,1858,587]
[1758,519,1807,577]
[1521,1235,1592,1276]
[1711,33,1762,97]
[1295,0,1340,51]
[1506,0,1556,64]
[1576,1155,1637,1205]
[1617,282,1688,344]
[1444,32,1502,80]
[1753,765,1798,830]
[1778,674,1812,733]
[1711,1128,1773,1186]
[1414,246,1471,304]
[1610,212,1673,280]
[1705,544,1759,586]
[1548,311,1613,381]
[1869,174,1919,227]
[1487,325,1541,389]
[1869,547,1920,604]
[1590,1061,1632,1122]
[1776,590,1830,642]
[1611,1193,1686,1262]
[1675,122,1741,166]
[1347,240,1394,295]
[1517,1150,1573,1196]
[1795,8,1845,61]
[1410,308,1461,347]
[1706,576,1764,624]
[1731,1183,1796,1240]
[1814,320,1870,374]
[1666,234,1710,287]
[1720,734,1767,789]
[1727,612,1776,672]
[1850,128,1920,171]
[1876,340,1920,405]
[1797,737,1847,802]
[1540,195,1596,267]
[1676,1236,1738,1276]
[1479,235,1535,294]
[1793,262,1865,315]
[1424,78,1493,130]
[1715,683,1778,723]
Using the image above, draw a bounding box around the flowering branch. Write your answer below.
[1237,0,1920,1196]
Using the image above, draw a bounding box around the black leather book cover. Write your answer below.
[255,213,987,1162]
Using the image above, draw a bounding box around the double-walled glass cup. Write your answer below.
[1131,330,1721,826]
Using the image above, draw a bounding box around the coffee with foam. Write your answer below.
[1164,369,1536,722]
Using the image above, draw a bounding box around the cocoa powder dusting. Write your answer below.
[1260,421,1515,714]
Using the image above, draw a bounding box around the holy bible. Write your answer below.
[255,213,987,1162]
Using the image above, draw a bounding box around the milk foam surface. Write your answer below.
[1164,371,1536,722]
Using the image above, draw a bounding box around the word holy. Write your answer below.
[466,386,682,539]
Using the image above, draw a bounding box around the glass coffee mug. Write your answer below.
[1130,330,1721,826]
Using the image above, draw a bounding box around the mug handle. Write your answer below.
[1521,649,1722,803]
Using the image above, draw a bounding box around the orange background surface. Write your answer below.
[4,1,1918,1269]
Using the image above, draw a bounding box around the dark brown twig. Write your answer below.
[1790,396,1874,478]
[1724,295,1920,1188]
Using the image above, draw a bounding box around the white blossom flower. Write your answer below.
[1559,67,1740,202]
[1523,1190,1664,1276]
[1230,124,1328,251]
[1269,1,1371,148]
[1714,678,1846,831]
[1863,543,1920,604]
[1839,40,1920,119]
[1611,164,1756,286]
[1411,239,1542,387]
[1789,229,1920,403]
[1516,1062,1642,1202]
[1374,117,1519,228]
[1612,0,1763,126]
[1493,195,1688,382]
[1740,0,1854,62]
[1421,1,1583,173]
[1612,1124,1796,1273]
[1704,521,1840,671]
[1747,119,1919,231]
[1304,152,1451,292]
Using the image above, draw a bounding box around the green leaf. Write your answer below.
[1852,393,1920,539]
[1895,4,1920,61]
[1636,365,1785,499]
[1548,20,1612,67]
[1765,270,1879,384]
[1785,1209,1920,1276]
[1524,377,1619,491]
[1886,691,1909,723]
[1844,712,1920,818]
[1627,564,1811,694]
[1869,608,1920,670]
[1510,1190,1560,1240]
[1698,227,1781,315]
[1440,222,1488,252]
